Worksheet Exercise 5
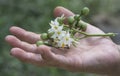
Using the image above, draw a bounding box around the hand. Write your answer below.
[5,6,120,75]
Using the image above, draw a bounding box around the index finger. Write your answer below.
[10,26,40,44]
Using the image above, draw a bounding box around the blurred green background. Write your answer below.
[0,0,120,76]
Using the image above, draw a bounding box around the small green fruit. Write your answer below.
[74,15,80,20]
[43,41,51,46]
[81,24,87,31]
[67,16,74,24]
[41,33,48,40]
[78,21,87,31]
[81,7,89,16]
[36,41,44,46]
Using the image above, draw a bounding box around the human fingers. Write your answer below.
[37,45,70,68]
[10,26,40,44]
[5,35,38,53]
[54,6,74,17]
[10,48,46,66]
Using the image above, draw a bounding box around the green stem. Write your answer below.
[72,28,87,35]
[72,28,116,38]
[87,33,116,37]
[75,15,81,27]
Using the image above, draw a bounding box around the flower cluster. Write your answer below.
[36,7,116,49]
[44,15,76,48]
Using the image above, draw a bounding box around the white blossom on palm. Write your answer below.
[51,28,66,39]
[48,19,60,33]
[48,15,76,48]
[58,31,74,48]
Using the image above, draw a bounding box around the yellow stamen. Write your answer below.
[62,43,65,48]
[66,37,69,41]
[54,26,58,29]
[57,31,61,35]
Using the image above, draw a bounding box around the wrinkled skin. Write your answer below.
[5,6,120,76]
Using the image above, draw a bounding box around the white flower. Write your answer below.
[57,41,66,48]
[48,19,60,33]
[47,14,76,48]
[48,14,65,33]
[58,31,74,48]
[51,26,65,39]
[64,32,74,47]
[48,17,65,39]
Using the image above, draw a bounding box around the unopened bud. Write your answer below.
[81,24,87,31]
[81,7,89,16]
[41,33,48,40]
[67,16,75,24]
[74,14,80,20]
[43,41,51,46]
[78,21,87,31]
[36,41,44,46]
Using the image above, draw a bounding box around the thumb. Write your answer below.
[54,6,105,34]
[54,6,74,17]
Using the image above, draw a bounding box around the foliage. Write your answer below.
[0,0,120,76]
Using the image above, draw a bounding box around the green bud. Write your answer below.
[67,16,75,24]
[41,33,48,40]
[81,24,87,31]
[81,7,89,16]
[43,41,51,46]
[77,22,82,29]
[36,41,44,46]
[74,14,80,20]
[78,21,87,31]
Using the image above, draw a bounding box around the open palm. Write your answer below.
[5,6,120,75]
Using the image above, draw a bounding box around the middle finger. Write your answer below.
[5,35,38,53]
